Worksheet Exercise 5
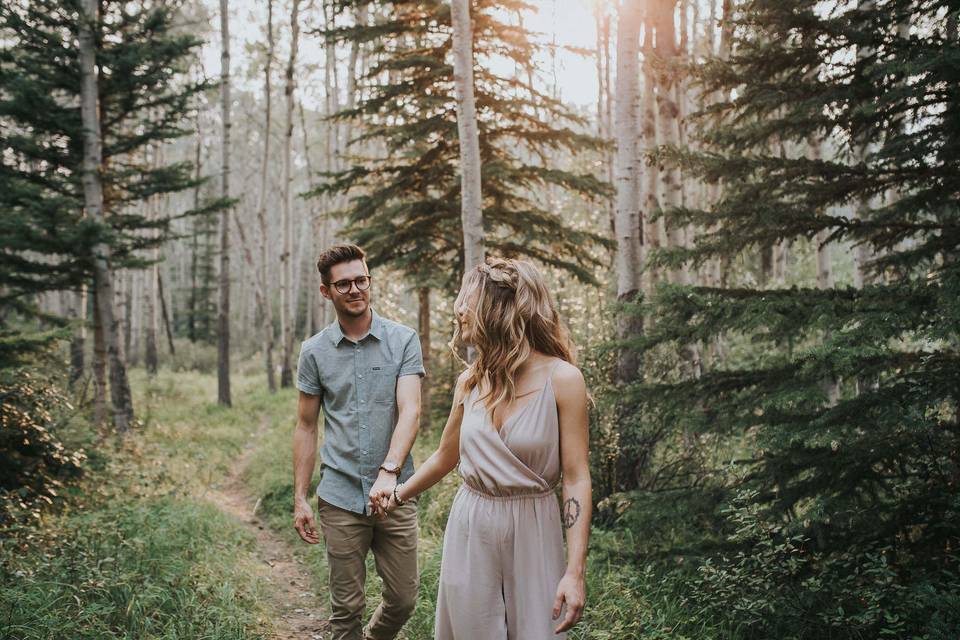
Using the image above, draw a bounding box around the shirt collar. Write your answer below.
[328,308,383,346]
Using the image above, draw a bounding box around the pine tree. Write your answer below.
[312,0,613,292]
[0,0,218,402]
[631,1,960,635]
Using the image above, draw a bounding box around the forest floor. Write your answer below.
[205,415,328,639]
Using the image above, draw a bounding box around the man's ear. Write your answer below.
[319,283,332,300]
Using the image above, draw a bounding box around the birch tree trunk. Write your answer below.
[418,287,432,432]
[300,99,326,336]
[145,151,159,375]
[450,0,485,270]
[280,0,302,389]
[188,121,202,343]
[69,286,87,387]
[613,0,644,385]
[79,0,133,431]
[217,0,232,406]
[653,0,686,286]
[640,21,661,297]
[258,0,277,391]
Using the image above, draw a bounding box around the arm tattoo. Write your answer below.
[561,497,581,529]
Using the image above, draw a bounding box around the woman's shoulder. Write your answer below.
[549,358,585,390]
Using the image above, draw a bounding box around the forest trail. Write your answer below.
[206,417,329,640]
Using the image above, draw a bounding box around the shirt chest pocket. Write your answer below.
[369,363,401,404]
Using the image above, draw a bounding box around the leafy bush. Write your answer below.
[688,491,960,640]
[0,367,85,525]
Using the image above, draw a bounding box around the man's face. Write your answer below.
[321,259,371,319]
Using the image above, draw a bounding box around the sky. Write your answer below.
[199,0,602,112]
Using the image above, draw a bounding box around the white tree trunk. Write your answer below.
[641,22,661,296]
[613,0,644,384]
[79,0,133,431]
[653,0,686,286]
[280,0,302,388]
[258,0,277,391]
[450,0,485,270]
[217,0,232,406]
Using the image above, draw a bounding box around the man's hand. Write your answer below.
[368,470,396,518]
[552,571,586,633]
[293,496,320,544]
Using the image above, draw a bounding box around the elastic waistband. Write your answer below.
[461,482,558,501]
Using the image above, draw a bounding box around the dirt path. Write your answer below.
[207,420,329,640]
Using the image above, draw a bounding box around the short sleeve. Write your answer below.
[296,342,323,396]
[398,332,426,378]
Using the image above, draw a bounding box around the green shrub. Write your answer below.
[0,367,85,526]
[688,491,960,640]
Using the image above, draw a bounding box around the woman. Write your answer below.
[376,257,591,639]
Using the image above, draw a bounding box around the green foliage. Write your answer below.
[0,365,85,526]
[0,0,221,365]
[608,1,960,637]
[689,491,960,640]
[312,0,613,290]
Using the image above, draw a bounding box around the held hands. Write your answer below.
[293,496,320,545]
[368,470,400,519]
[552,571,586,633]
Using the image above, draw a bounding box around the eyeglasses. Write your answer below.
[331,275,372,295]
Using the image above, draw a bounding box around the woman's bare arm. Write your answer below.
[552,363,592,633]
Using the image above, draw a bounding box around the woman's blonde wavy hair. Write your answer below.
[451,256,576,417]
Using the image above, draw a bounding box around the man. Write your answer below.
[293,243,424,640]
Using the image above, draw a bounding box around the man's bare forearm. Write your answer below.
[382,406,419,466]
[293,421,318,501]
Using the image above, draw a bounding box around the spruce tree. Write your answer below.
[0,0,219,371]
[631,1,960,636]
[311,0,613,290]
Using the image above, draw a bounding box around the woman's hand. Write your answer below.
[552,571,585,633]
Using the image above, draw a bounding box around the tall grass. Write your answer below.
[0,367,282,639]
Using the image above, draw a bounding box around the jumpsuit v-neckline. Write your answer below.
[434,360,567,640]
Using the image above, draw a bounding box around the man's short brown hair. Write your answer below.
[316,243,367,285]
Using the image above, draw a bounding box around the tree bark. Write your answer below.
[613,0,644,385]
[145,173,159,375]
[158,272,175,356]
[69,286,87,388]
[641,21,661,297]
[257,0,278,391]
[79,0,133,431]
[653,0,686,286]
[188,123,202,343]
[418,287,432,432]
[450,0,485,270]
[92,287,107,425]
[280,0,302,389]
[217,0,232,406]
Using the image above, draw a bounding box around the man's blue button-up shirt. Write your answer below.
[296,309,425,514]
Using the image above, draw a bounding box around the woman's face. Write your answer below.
[455,284,480,345]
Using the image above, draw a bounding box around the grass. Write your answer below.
[2,363,700,639]
[0,367,282,640]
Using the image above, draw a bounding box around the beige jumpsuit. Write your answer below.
[435,362,566,640]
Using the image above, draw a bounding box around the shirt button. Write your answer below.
[361,424,367,429]
[358,374,363,379]
[360,399,365,404]
[362,450,368,455]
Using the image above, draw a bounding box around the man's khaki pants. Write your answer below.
[316,497,419,640]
